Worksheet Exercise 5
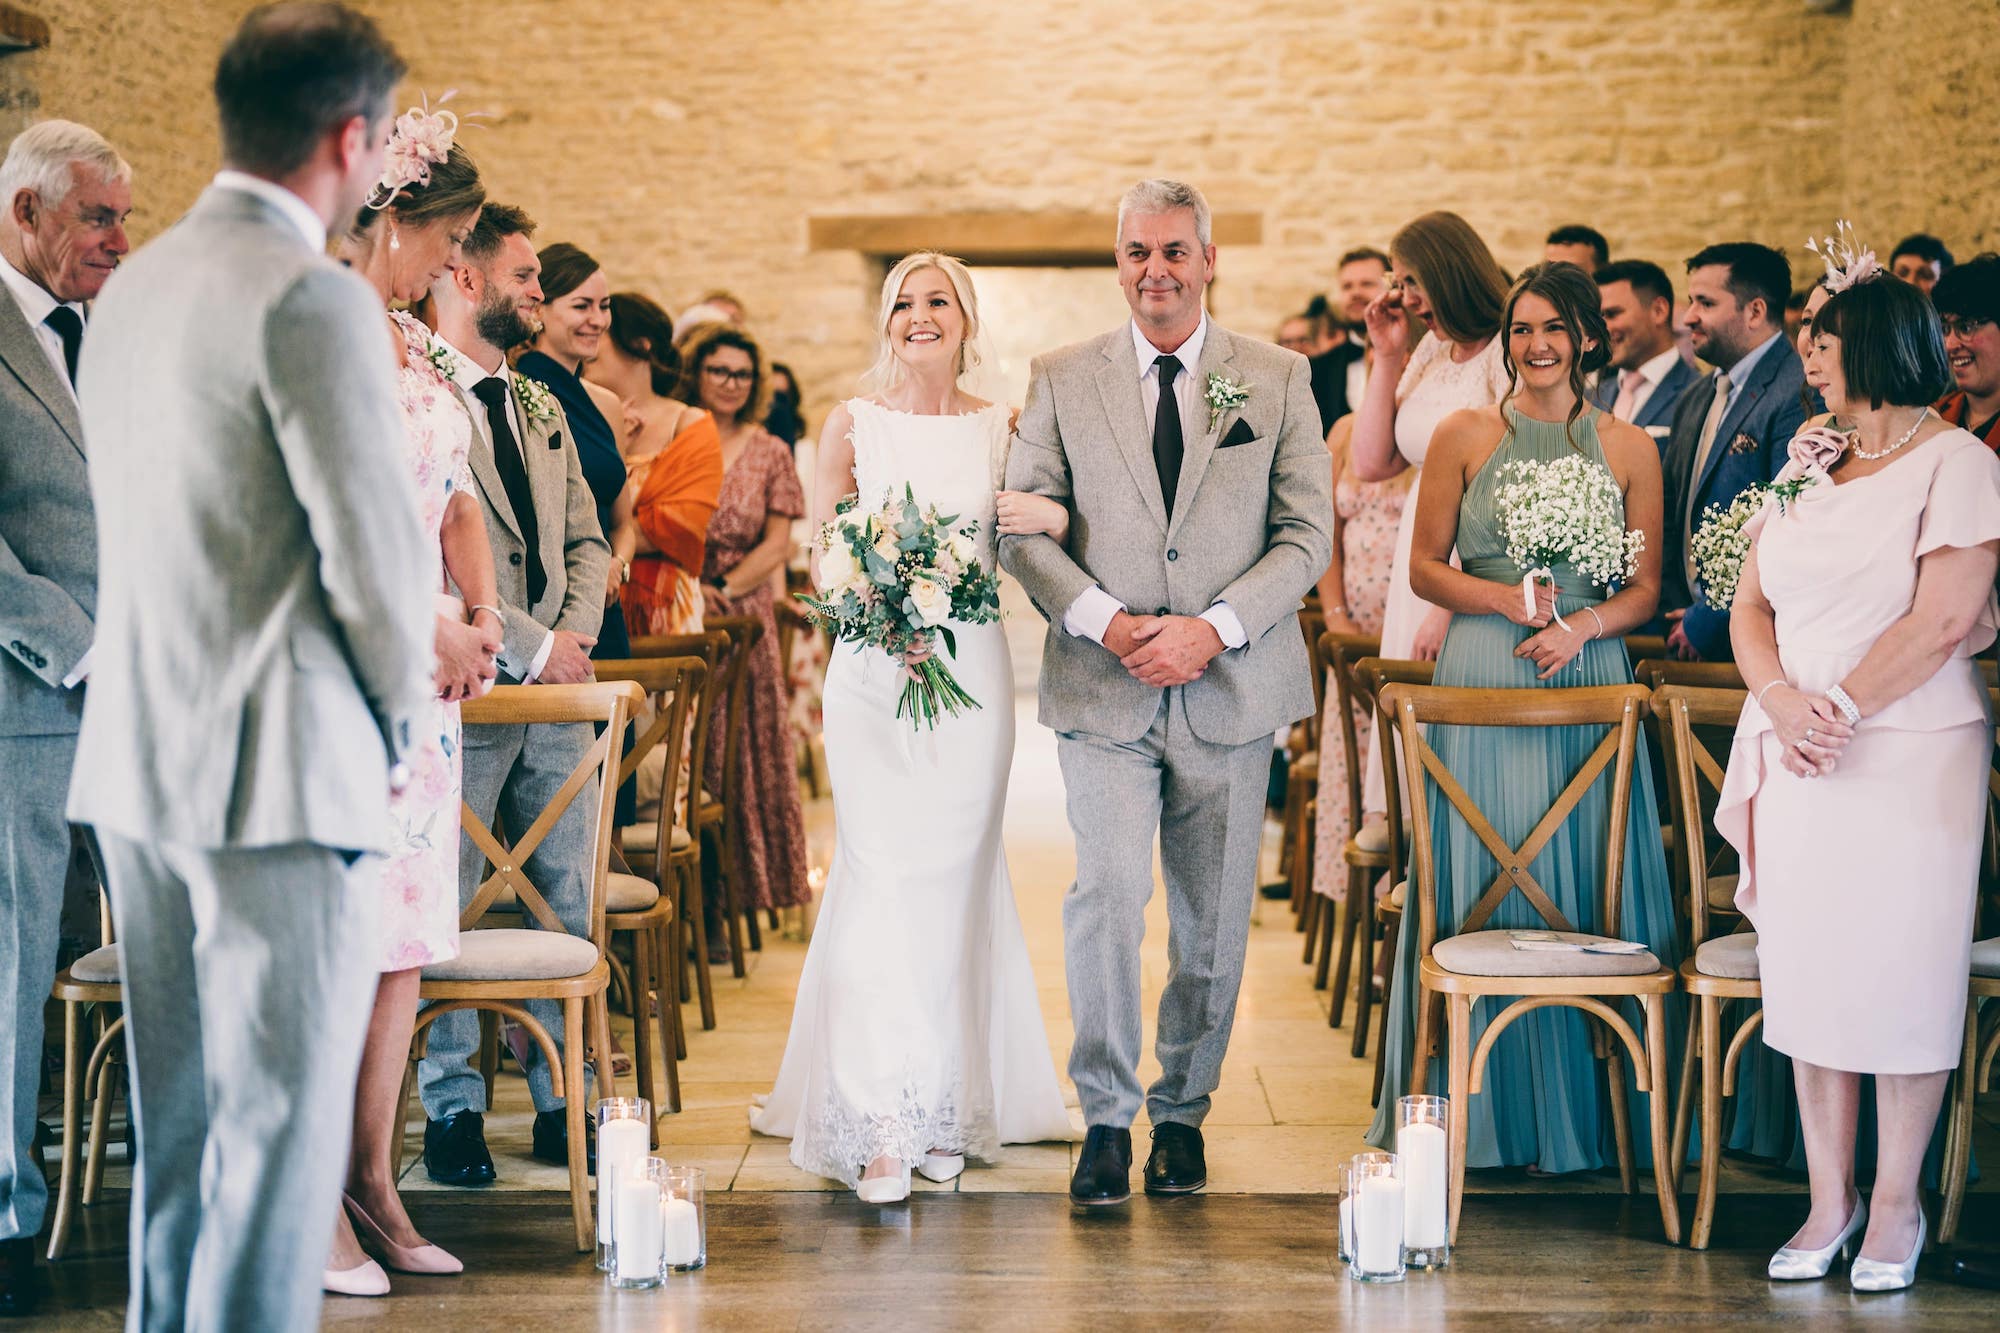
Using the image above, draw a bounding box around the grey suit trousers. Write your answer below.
[1057,690,1270,1129]
[0,735,77,1241]
[94,833,377,1333]
[419,719,598,1118]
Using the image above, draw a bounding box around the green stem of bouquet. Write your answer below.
[896,657,983,731]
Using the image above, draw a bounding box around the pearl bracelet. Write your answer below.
[1826,683,1861,725]
[1755,679,1787,708]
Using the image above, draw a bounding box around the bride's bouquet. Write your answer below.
[1493,454,1645,631]
[800,485,1003,730]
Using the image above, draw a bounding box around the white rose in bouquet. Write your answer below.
[871,518,900,563]
[944,529,977,570]
[818,538,861,594]
[907,575,952,627]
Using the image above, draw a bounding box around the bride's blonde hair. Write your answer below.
[862,251,985,393]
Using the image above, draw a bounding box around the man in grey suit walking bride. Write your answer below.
[1001,179,1333,1207]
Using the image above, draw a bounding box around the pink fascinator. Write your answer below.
[1804,220,1881,294]
[367,91,464,211]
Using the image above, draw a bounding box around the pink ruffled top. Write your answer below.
[1716,425,2000,896]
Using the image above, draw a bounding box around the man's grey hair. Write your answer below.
[1116,179,1211,248]
[0,120,131,209]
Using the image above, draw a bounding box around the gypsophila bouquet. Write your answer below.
[799,485,1002,730]
[1494,454,1645,630]
[1690,488,1769,611]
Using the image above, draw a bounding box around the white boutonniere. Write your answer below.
[1204,372,1250,433]
[513,374,559,425]
[422,338,458,383]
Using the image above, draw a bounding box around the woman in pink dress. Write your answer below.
[328,138,499,1293]
[1717,273,2000,1293]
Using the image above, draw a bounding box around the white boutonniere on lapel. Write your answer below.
[513,375,558,426]
[422,337,458,383]
[1203,372,1250,434]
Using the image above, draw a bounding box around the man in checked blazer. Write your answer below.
[415,204,610,1186]
[1001,180,1333,1210]
[0,118,129,1320]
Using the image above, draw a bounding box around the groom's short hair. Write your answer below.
[1117,179,1211,248]
[462,201,536,263]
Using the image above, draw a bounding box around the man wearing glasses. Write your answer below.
[1932,254,2000,454]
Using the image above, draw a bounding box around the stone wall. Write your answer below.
[24,0,1999,418]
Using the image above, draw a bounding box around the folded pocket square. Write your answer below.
[1219,419,1257,448]
[549,431,564,449]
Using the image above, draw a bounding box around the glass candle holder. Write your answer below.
[611,1157,669,1289]
[1396,1094,1451,1270]
[1337,1159,1356,1265]
[594,1097,652,1271]
[661,1165,707,1272]
[1348,1152,1404,1283]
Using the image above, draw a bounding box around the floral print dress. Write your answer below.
[377,311,472,970]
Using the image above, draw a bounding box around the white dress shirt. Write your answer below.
[210,170,327,252]
[0,251,83,398]
[1612,345,1683,423]
[1060,316,1247,651]
[438,336,556,681]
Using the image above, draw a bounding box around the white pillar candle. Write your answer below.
[596,1118,650,1248]
[613,1175,663,1281]
[1355,1175,1404,1274]
[661,1195,701,1268]
[1397,1119,1448,1249]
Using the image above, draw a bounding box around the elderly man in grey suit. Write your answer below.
[68,7,431,1330]
[415,202,611,1186]
[0,118,129,1319]
[1001,179,1333,1208]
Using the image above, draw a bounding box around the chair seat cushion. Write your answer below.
[1432,929,1660,978]
[620,823,692,855]
[1353,822,1390,854]
[1706,873,1740,913]
[607,872,661,913]
[68,945,120,985]
[422,929,598,982]
[1972,937,2000,979]
[1694,932,1760,980]
[1387,879,1406,910]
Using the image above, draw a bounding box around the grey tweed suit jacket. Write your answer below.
[1000,322,1333,747]
[447,363,608,680]
[68,187,435,852]
[0,279,94,738]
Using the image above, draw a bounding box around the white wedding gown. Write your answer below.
[749,398,1073,1185]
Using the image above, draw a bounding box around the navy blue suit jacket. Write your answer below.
[1589,355,1699,450]
[1658,337,1807,659]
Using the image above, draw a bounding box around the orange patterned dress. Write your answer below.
[622,411,724,639]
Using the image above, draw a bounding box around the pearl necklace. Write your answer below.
[1850,407,1930,461]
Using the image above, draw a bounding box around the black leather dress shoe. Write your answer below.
[0,1237,44,1318]
[1950,1256,2000,1290]
[1144,1122,1207,1195]
[1070,1125,1132,1208]
[424,1109,497,1186]
[533,1108,597,1174]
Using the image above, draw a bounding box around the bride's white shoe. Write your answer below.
[916,1151,965,1184]
[1767,1195,1867,1281]
[1850,1211,1925,1293]
[856,1163,911,1204]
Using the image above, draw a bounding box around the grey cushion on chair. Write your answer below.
[1388,880,1406,910]
[68,945,121,984]
[422,929,598,981]
[1431,930,1660,978]
[1353,822,1390,855]
[619,823,692,856]
[1972,937,2000,979]
[1705,873,1740,913]
[607,872,661,913]
[1694,932,1760,980]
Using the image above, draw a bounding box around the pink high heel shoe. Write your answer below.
[343,1192,464,1275]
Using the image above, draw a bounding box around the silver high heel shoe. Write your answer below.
[1767,1196,1867,1281]
[1851,1210,1925,1293]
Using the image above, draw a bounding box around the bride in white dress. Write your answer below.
[750,252,1074,1202]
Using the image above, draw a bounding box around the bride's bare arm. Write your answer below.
[994,490,1069,543]
[808,402,858,589]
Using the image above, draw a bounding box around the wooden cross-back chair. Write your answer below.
[587,656,706,1122]
[1652,684,1754,1251]
[1386,680,1682,1245]
[401,680,641,1252]
[1623,634,1669,669]
[45,889,124,1261]
[1289,607,1329,943]
[630,630,730,1033]
[1354,656,1433,1104]
[1312,632,1381,1015]
[703,614,765,976]
[1942,683,2000,1244]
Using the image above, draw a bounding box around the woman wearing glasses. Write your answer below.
[676,323,812,951]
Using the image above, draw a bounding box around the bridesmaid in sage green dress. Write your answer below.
[1364,263,1687,1175]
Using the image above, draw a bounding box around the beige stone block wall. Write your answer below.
[21,0,1999,421]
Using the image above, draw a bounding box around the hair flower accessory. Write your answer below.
[368,90,463,211]
[1804,219,1881,293]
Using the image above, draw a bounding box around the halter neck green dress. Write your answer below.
[1364,406,1688,1173]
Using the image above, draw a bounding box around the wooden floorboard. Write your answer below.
[37,1190,2000,1329]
